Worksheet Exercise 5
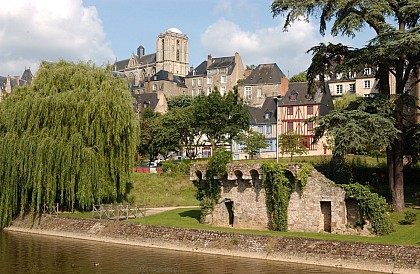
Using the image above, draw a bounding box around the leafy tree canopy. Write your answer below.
[167,95,194,110]
[0,61,139,228]
[278,131,308,160]
[289,71,307,82]
[235,130,268,159]
[191,88,249,148]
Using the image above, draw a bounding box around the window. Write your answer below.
[336,84,343,94]
[198,78,202,86]
[363,68,372,75]
[152,84,157,92]
[349,83,355,92]
[245,86,252,100]
[221,75,227,83]
[287,122,293,131]
[307,121,314,131]
[207,87,211,95]
[289,91,298,101]
[264,112,270,120]
[258,126,263,134]
[192,79,196,87]
[220,86,226,96]
[307,105,313,115]
[348,72,356,79]
[287,107,293,115]
[364,80,371,88]
[266,125,272,134]
[220,67,227,74]
[191,89,195,96]
[207,77,213,85]
[257,88,262,98]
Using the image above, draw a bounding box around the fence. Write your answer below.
[92,204,145,220]
[43,203,59,215]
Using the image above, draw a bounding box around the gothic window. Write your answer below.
[161,39,165,60]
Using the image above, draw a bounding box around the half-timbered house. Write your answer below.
[277,82,334,156]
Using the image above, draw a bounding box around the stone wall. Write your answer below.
[7,215,420,273]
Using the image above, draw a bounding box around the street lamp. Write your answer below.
[274,96,281,162]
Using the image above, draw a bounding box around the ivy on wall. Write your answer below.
[262,162,312,231]
[193,149,232,222]
[340,183,393,235]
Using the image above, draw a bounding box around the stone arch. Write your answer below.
[234,170,243,181]
[250,169,261,188]
[195,170,203,181]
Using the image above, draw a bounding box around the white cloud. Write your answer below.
[200,18,344,77]
[0,0,115,76]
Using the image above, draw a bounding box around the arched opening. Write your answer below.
[234,170,243,181]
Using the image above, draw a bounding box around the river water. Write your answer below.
[0,230,381,274]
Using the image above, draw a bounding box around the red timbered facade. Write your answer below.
[277,82,334,156]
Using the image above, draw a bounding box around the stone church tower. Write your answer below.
[114,28,189,87]
[156,28,189,76]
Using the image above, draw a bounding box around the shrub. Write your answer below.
[399,211,417,225]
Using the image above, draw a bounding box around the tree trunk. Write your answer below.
[387,139,405,212]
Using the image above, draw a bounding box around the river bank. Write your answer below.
[5,214,420,274]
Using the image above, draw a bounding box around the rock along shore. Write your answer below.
[4,214,420,274]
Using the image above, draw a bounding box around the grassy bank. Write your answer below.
[126,172,199,207]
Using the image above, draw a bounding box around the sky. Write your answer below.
[0,0,375,78]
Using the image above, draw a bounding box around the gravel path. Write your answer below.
[142,206,199,216]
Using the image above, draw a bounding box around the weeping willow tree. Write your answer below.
[0,61,139,228]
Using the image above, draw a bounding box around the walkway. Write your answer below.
[141,206,199,216]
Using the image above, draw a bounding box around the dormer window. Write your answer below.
[363,68,372,75]
[264,111,270,120]
[289,91,298,101]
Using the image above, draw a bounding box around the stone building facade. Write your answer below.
[190,163,371,235]
[114,28,188,99]
[238,63,289,107]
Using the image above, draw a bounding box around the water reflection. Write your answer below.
[0,231,380,274]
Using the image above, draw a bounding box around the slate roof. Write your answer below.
[115,53,157,71]
[152,70,187,87]
[279,82,321,106]
[278,82,334,115]
[239,63,286,86]
[248,96,278,125]
[186,55,236,77]
[21,68,33,83]
[131,93,159,112]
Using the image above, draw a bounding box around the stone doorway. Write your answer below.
[320,201,332,232]
[225,200,234,226]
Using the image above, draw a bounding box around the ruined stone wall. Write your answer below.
[287,169,348,233]
[191,163,371,235]
[206,178,269,229]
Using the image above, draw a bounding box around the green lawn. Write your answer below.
[127,172,199,207]
[129,207,420,246]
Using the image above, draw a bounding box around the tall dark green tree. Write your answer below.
[272,0,420,211]
[0,61,139,228]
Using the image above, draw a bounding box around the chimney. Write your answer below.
[14,76,20,86]
[280,77,289,96]
[137,45,145,58]
[244,69,252,78]
[207,54,212,68]
[5,75,12,94]
[234,52,240,64]
[189,66,194,73]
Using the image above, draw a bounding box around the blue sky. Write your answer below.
[1,0,374,78]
